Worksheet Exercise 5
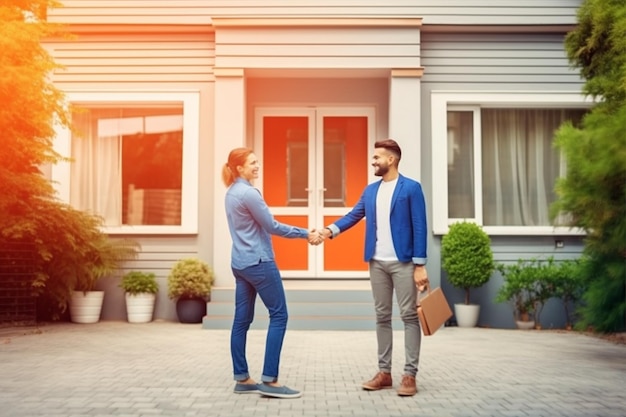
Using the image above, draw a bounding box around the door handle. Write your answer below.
[319,188,327,204]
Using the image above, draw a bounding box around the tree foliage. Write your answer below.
[565,0,626,105]
[1,1,139,319]
[552,0,626,332]
[0,0,68,237]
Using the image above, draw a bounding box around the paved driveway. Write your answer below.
[1,321,625,417]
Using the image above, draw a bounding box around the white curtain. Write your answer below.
[447,111,475,219]
[70,110,122,225]
[481,109,582,226]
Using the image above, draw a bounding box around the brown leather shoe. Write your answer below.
[397,374,418,396]
[362,371,392,390]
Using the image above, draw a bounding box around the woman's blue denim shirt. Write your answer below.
[225,177,308,270]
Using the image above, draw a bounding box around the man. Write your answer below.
[320,139,428,397]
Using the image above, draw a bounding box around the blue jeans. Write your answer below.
[231,260,288,383]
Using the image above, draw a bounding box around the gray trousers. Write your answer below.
[369,260,421,376]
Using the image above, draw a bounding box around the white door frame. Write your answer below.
[254,106,376,278]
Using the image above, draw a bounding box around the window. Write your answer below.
[52,92,200,234]
[432,92,592,235]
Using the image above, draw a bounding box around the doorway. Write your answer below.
[254,107,376,278]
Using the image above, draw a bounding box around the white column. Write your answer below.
[213,68,246,288]
[388,69,423,181]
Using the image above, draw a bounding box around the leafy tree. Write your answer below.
[0,0,68,238]
[552,0,626,332]
[1,1,139,319]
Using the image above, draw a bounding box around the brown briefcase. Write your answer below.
[417,285,453,336]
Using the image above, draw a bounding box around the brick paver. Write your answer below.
[1,321,625,417]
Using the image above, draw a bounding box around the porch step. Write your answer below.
[202,285,405,331]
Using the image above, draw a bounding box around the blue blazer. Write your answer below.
[331,174,428,264]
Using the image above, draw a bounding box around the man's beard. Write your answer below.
[374,164,388,177]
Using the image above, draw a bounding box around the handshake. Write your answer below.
[307,228,332,246]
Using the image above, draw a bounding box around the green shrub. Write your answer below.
[496,257,588,327]
[167,258,214,300]
[496,259,539,322]
[441,221,494,304]
[550,258,587,329]
[120,271,159,295]
[7,201,140,319]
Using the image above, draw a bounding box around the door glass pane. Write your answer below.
[447,111,475,218]
[263,117,309,207]
[323,117,367,207]
[286,142,309,206]
[323,116,369,273]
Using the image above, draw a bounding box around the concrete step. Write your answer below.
[203,285,405,330]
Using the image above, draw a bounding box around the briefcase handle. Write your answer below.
[416,282,430,307]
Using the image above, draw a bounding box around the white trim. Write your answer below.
[52,123,72,203]
[211,17,423,28]
[431,90,593,235]
[52,90,200,235]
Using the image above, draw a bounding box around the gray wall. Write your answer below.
[420,31,586,329]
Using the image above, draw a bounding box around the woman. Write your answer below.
[222,147,321,399]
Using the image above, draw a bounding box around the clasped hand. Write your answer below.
[307,229,326,246]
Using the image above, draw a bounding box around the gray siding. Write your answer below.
[214,26,421,70]
[421,33,581,86]
[49,32,215,85]
[49,0,582,26]
[420,32,586,329]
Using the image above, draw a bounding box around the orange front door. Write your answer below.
[255,107,375,278]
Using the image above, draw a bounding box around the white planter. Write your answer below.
[454,303,480,328]
[125,293,156,323]
[70,290,104,324]
[516,320,536,330]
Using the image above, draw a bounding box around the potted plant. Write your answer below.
[167,258,214,324]
[496,259,540,329]
[26,204,140,323]
[120,271,159,323]
[68,234,140,324]
[441,221,494,327]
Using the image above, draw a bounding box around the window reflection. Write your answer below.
[71,107,183,226]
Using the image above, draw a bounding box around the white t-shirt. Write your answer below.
[373,178,398,261]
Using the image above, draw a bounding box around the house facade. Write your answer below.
[46,0,588,329]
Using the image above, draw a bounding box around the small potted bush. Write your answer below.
[120,271,159,323]
[167,258,214,323]
[497,257,584,330]
[441,221,494,327]
[496,259,540,329]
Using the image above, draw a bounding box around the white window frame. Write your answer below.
[431,90,593,236]
[52,91,200,235]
